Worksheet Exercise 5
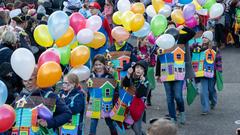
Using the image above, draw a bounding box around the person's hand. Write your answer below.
[140,75,145,82]
[127,67,133,78]
[38,119,48,127]
[177,25,184,31]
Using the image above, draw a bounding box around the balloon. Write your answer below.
[146,5,157,18]
[209,3,224,19]
[55,27,74,47]
[165,28,179,40]
[112,11,122,25]
[179,0,193,4]
[164,0,172,3]
[133,22,151,37]
[69,38,79,50]
[150,14,168,36]
[147,32,156,44]
[0,81,7,107]
[152,0,165,12]
[111,26,130,42]
[86,15,102,32]
[0,104,16,133]
[70,12,86,34]
[38,50,60,68]
[57,46,71,66]
[203,0,216,10]
[37,104,53,120]
[196,8,208,16]
[131,3,145,14]
[48,11,69,40]
[185,16,197,28]
[183,3,196,20]
[70,46,90,67]
[70,65,90,81]
[117,0,131,12]
[34,25,54,47]
[155,34,175,49]
[130,14,145,32]
[171,9,185,25]
[77,28,94,44]
[121,11,134,31]
[193,0,202,10]
[197,0,206,5]
[158,4,172,17]
[85,32,106,49]
[11,48,36,80]
[37,61,62,88]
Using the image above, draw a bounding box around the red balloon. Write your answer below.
[70,12,86,34]
[0,104,16,132]
[164,0,172,3]
[38,49,60,68]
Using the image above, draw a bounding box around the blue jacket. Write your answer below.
[59,88,85,123]
[0,43,14,65]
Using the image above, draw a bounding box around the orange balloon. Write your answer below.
[171,9,185,25]
[70,46,90,67]
[86,32,106,49]
[130,14,145,32]
[152,0,164,12]
[37,61,62,88]
[111,26,130,42]
[131,3,145,14]
[55,27,75,47]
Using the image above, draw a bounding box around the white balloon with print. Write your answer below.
[117,0,131,12]
[155,34,175,49]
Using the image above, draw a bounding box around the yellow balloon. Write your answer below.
[152,0,164,12]
[121,11,134,31]
[131,3,145,14]
[85,32,106,49]
[192,0,202,10]
[171,9,185,25]
[34,25,54,47]
[70,40,79,50]
[130,14,145,32]
[112,11,122,25]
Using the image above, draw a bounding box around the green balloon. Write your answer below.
[57,46,71,66]
[203,0,216,10]
[150,15,168,37]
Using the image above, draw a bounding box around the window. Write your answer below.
[162,68,166,72]
[106,105,109,111]
[208,66,211,71]
[177,54,181,59]
[208,54,212,60]
[159,49,162,54]
[178,68,183,73]
[105,88,110,96]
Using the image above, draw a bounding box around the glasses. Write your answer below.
[62,82,71,86]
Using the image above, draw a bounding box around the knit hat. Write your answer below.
[89,2,101,10]
[133,60,148,76]
[202,31,213,41]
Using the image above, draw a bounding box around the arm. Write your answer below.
[69,93,85,115]
[122,76,131,87]
[178,27,196,44]
[135,80,149,98]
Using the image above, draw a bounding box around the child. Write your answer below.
[87,54,118,135]
[59,73,85,135]
[191,31,222,115]
[122,60,149,135]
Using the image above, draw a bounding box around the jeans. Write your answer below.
[132,114,144,135]
[89,118,117,135]
[164,80,185,120]
[200,77,217,112]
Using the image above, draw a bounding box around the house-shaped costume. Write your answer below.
[12,96,56,135]
[158,46,186,82]
[86,78,117,119]
[60,114,80,135]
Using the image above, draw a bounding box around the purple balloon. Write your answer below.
[197,0,206,6]
[38,105,53,120]
[147,32,156,45]
[185,17,197,28]
[183,3,196,20]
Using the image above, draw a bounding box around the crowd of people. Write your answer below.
[0,0,239,135]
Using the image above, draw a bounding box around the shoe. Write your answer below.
[210,104,215,110]
[147,101,152,106]
[178,112,186,124]
[170,118,177,124]
[201,112,208,115]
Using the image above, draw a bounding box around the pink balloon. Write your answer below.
[38,50,60,68]
[147,32,156,45]
[70,13,86,34]
[185,17,197,28]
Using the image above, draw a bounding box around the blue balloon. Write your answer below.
[0,80,8,106]
[132,22,151,38]
[178,0,193,4]
[48,11,70,40]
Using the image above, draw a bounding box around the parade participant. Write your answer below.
[191,31,222,115]
[87,54,118,135]
[122,60,149,135]
[59,73,85,135]
[12,67,72,134]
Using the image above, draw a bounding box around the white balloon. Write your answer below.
[77,28,94,44]
[11,48,36,80]
[146,5,157,18]
[70,65,90,81]
[117,0,131,12]
[155,34,175,49]
[158,5,172,18]
[86,15,102,32]
[209,3,224,19]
